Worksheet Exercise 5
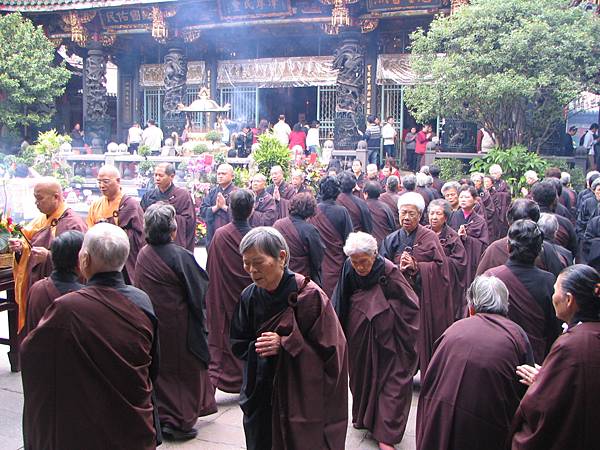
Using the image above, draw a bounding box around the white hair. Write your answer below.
[98,165,121,178]
[366,163,378,173]
[467,275,509,316]
[441,181,460,194]
[470,172,484,182]
[489,164,503,176]
[82,223,130,272]
[524,170,538,181]
[398,192,426,213]
[291,168,305,179]
[270,165,284,174]
[252,173,267,182]
[538,213,558,240]
[416,172,429,187]
[591,177,600,190]
[586,170,599,183]
[343,232,378,257]
[560,172,570,185]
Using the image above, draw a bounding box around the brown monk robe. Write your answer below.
[380,196,454,376]
[363,181,397,246]
[206,189,254,393]
[140,163,197,252]
[135,242,217,435]
[87,166,144,284]
[417,309,534,450]
[249,191,277,227]
[199,163,238,245]
[11,178,87,333]
[490,177,512,240]
[333,255,419,446]
[231,271,349,450]
[309,201,353,298]
[266,165,296,219]
[380,176,402,228]
[337,171,374,233]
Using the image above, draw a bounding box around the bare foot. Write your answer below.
[379,443,395,450]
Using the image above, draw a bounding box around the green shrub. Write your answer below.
[253,134,291,178]
[234,167,251,188]
[193,144,209,155]
[434,158,465,181]
[138,160,155,177]
[205,130,222,143]
[138,144,151,157]
[470,146,547,196]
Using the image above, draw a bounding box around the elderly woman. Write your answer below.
[471,172,497,238]
[309,176,353,298]
[230,227,348,450]
[441,181,460,211]
[449,185,490,298]
[134,203,216,440]
[512,264,600,450]
[417,276,534,450]
[380,192,453,375]
[428,199,468,320]
[332,232,418,450]
[538,213,573,277]
[484,220,559,363]
[273,192,324,285]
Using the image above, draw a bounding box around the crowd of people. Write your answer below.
[12,152,600,450]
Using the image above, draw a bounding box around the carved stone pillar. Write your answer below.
[83,41,110,150]
[162,43,187,136]
[333,30,366,151]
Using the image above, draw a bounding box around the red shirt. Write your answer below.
[288,131,306,150]
[415,131,430,154]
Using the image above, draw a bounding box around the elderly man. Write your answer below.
[290,168,313,195]
[21,223,160,450]
[24,231,84,335]
[200,163,237,245]
[206,189,254,393]
[489,164,512,238]
[363,181,396,246]
[428,199,467,322]
[87,165,144,285]
[416,276,534,450]
[140,163,196,252]
[538,213,573,276]
[9,177,87,334]
[484,220,559,363]
[250,173,277,227]
[267,165,296,219]
[135,204,216,440]
[337,171,373,233]
[380,192,453,375]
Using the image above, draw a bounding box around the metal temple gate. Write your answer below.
[143,88,164,128]
[317,85,336,143]
[219,87,258,126]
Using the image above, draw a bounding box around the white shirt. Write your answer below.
[127,126,143,145]
[142,125,164,151]
[381,123,397,145]
[583,130,596,155]
[306,128,320,147]
[273,121,291,145]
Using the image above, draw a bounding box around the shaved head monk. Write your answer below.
[140,163,196,252]
[21,223,160,450]
[9,177,87,337]
[86,165,144,284]
[199,163,237,245]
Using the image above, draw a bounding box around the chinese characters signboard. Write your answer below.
[218,0,292,20]
[367,0,442,11]
[99,8,153,27]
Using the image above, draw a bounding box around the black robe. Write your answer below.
[576,195,599,240]
[539,206,577,258]
[336,192,373,233]
[199,182,237,245]
[267,181,296,219]
[250,190,277,227]
[365,198,396,246]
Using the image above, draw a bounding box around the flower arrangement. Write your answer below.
[0,212,21,254]
[195,219,208,246]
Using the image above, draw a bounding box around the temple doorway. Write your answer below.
[258,87,317,126]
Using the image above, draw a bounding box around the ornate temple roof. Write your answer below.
[0,0,174,12]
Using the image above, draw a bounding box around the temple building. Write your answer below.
[0,0,458,150]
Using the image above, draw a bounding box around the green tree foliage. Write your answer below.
[404,0,600,151]
[0,13,71,130]
[252,133,291,178]
[434,158,465,181]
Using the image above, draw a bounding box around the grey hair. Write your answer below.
[489,164,503,176]
[343,232,378,257]
[428,198,452,220]
[239,226,290,266]
[270,165,284,174]
[144,202,177,245]
[524,170,538,181]
[441,181,460,194]
[538,213,558,240]
[416,172,429,187]
[467,275,509,316]
[560,172,570,186]
[252,173,267,182]
[81,223,130,272]
[470,172,484,182]
[398,192,426,214]
[592,177,600,191]
[586,170,599,182]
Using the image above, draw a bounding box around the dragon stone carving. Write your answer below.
[162,47,187,134]
[84,46,110,143]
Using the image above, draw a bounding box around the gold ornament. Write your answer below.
[151,6,168,43]
[360,18,379,33]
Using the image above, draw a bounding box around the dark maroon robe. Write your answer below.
[273,215,324,286]
[333,257,419,445]
[308,200,353,298]
[206,221,253,393]
[511,321,600,450]
[135,244,216,431]
[199,182,237,245]
[141,184,196,252]
[417,314,533,450]
[24,272,82,335]
[249,190,277,227]
[267,181,296,219]
[231,272,348,450]
[380,191,400,228]
[449,210,489,306]
[21,273,159,450]
[380,225,454,375]
[475,189,497,241]
[336,192,373,233]
[490,181,512,240]
[431,224,468,321]
[365,198,396,246]
[485,263,558,363]
[94,195,145,285]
